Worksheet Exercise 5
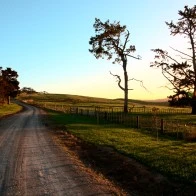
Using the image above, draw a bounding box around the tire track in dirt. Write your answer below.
[0,104,33,195]
[0,102,124,195]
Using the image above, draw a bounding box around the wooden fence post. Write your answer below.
[104,112,107,121]
[97,112,99,125]
[136,116,139,129]
[76,107,78,114]
[161,119,164,134]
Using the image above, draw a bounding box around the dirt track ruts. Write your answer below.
[0,102,123,196]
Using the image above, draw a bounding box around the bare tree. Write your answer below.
[89,18,140,113]
[151,5,196,114]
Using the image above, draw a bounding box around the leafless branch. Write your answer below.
[110,71,125,91]
[161,68,179,91]
[164,53,179,64]
[128,78,149,92]
[170,46,192,58]
[127,54,141,60]
[176,54,192,62]
[158,85,173,90]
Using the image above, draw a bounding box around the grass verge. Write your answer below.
[48,110,196,184]
[0,103,22,118]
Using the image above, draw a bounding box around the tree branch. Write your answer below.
[161,67,181,92]
[128,78,149,92]
[170,46,192,58]
[127,54,141,60]
[176,54,192,62]
[110,71,127,91]
[158,85,173,91]
[122,30,130,52]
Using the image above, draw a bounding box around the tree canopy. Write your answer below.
[20,87,37,94]
[0,67,20,104]
[168,91,192,107]
[151,5,196,113]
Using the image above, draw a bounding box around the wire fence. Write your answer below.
[36,102,196,141]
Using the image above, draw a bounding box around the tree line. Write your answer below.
[89,5,196,114]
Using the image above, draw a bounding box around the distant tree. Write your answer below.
[168,91,192,107]
[89,18,141,113]
[42,91,48,94]
[21,87,36,94]
[0,67,20,104]
[0,70,6,103]
[150,5,196,114]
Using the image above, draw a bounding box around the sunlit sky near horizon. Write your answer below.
[0,0,195,100]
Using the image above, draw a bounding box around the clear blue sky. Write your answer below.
[0,0,195,100]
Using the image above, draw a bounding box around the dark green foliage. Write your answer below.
[151,5,196,114]
[168,91,192,107]
[89,18,137,63]
[20,87,37,94]
[0,67,20,104]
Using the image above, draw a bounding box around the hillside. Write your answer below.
[18,92,169,107]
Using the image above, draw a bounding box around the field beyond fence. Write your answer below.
[35,102,196,141]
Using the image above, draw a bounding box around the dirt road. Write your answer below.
[0,102,122,196]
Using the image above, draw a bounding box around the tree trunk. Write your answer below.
[191,88,196,114]
[7,96,10,105]
[124,70,128,113]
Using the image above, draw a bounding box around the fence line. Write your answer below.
[36,102,195,141]
[36,103,191,114]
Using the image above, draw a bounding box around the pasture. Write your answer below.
[18,92,168,108]
[47,110,196,184]
[19,93,196,140]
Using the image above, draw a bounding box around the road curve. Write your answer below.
[0,102,120,196]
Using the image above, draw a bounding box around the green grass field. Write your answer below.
[48,110,196,184]
[18,93,196,136]
[0,103,22,118]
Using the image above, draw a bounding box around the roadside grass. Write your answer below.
[0,103,22,118]
[47,110,196,184]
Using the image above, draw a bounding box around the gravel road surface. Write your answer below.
[0,102,122,196]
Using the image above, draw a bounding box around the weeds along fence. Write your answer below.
[36,103,195,141]
[129,106,191,114]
